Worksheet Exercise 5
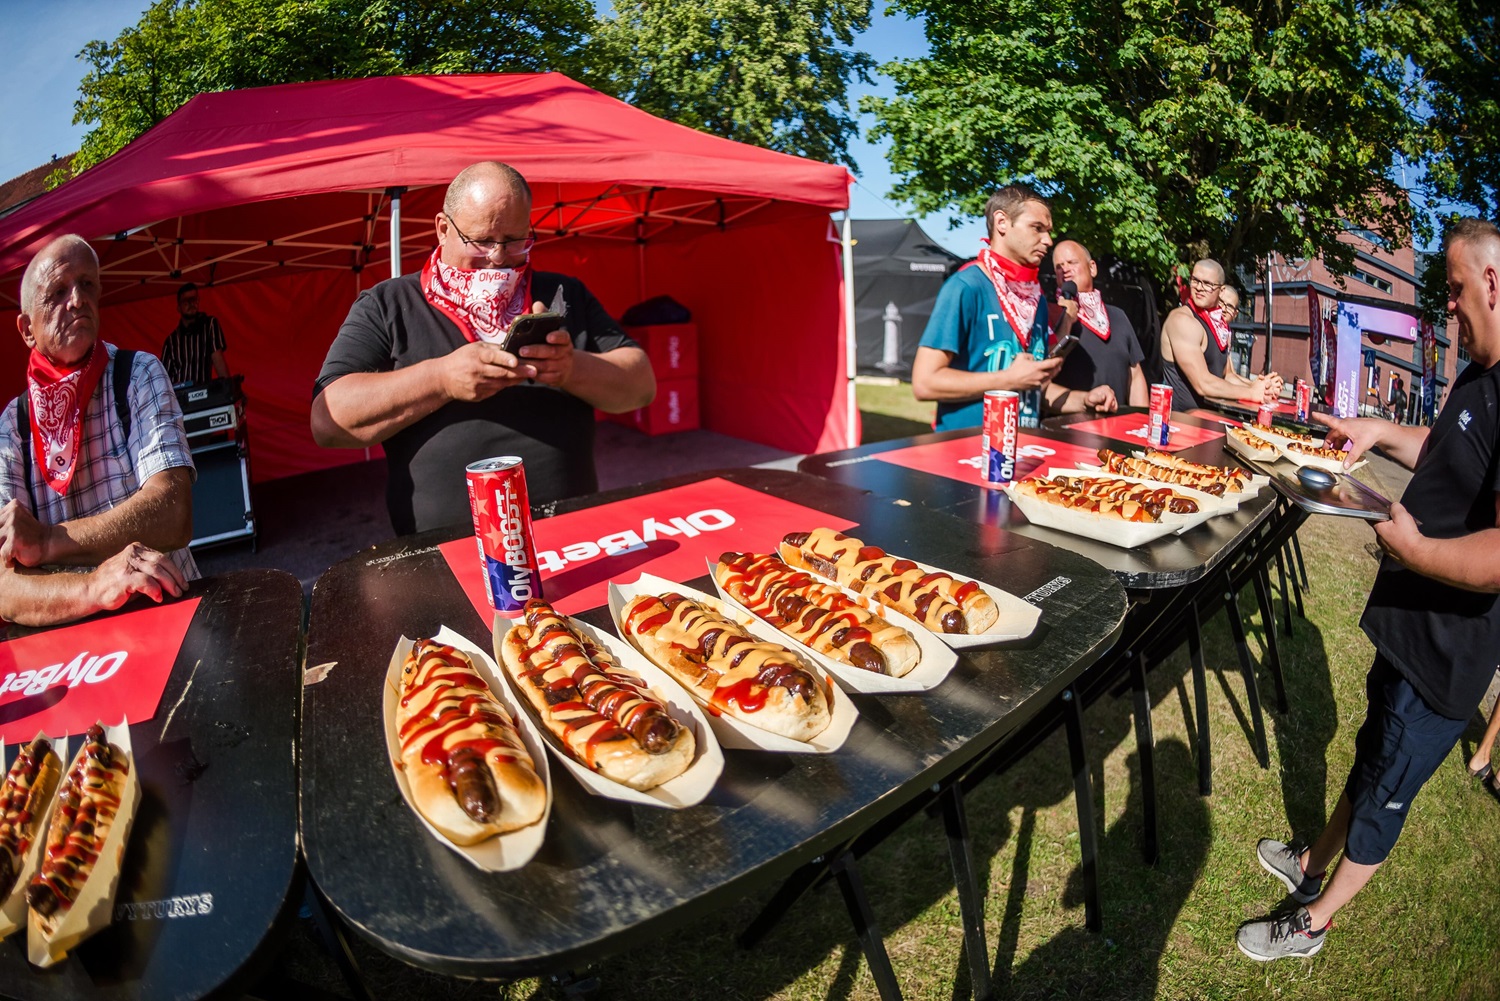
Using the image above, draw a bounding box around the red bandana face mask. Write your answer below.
[976,246,1043,349]
[1192,301,1231,352]
[1074,289,1110,341]
[26,342,108,496]
[420,248,531,343]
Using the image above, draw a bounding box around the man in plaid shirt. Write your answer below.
[0,235,196,626]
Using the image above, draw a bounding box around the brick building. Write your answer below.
[1229,228,1463,421]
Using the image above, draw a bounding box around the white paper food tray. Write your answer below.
[1274,442,1367,474]
[1127,449,1271,496]
[28,722,138,968]
[608,575,857,754]
[1223,428,1281,464]
[0,732,66,941]
[705,557,958,693]
[384,631,550,872]
[1041,467,1225,532]
[1004,483,1182,549]
[492,614,723,808]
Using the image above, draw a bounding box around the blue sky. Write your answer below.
[0,0,987,255]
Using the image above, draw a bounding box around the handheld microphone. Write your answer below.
[1060,280,1078,301]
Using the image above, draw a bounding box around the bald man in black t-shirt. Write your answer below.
[1236,218,1500,962]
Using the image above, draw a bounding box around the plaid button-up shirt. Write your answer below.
[0,344,199,580]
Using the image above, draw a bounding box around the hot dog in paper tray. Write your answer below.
[609,574,857,754]
[1243,423,1367,474]
[773,529,1039,649]
[495,600,723,809]
[1004,472,1209,548]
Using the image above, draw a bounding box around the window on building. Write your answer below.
[1351,269,1394,294]
[1459,345,1471,364]
[1346,226,1391,250]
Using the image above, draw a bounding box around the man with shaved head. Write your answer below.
[313,161,655,535]
[1046,239,1147,411]
[0,235,195,626]
[1160,257,1279,408]
[1237,218,1500,961]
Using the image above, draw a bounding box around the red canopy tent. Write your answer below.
[0,73,856,482]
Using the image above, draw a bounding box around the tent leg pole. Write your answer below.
[842,211,858,449]
[388,187,404,278]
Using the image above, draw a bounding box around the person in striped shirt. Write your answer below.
[161,283,230,387]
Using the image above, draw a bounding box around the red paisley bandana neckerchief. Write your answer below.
[1075,289,1110,341]
[26,341,108,496]
[975,246,1043,350]
[1188,299,1231,353]
[420,247,532,344]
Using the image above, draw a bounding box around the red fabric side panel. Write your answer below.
[98,270,370,483]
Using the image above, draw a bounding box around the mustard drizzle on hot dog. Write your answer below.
[511,599,684,767]
[26,725,126,919]
[781,528,974,633]
[0,737,52,898]
[1096,448,1229,496]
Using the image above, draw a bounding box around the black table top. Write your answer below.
[799,421,1279,589]
[0,570,303,1001]
[300,468,1127,978]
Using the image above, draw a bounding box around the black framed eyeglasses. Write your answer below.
[1189,276,1224,291]
[445,215,535,257]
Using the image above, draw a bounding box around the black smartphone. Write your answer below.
[500,312,564,354]
[1048,332,1081,360]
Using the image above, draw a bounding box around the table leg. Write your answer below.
[1129,651,1157,865]
[1062,686,1102,931]
[305,882,373,1001]
[1291,530,1310,591]
[1252,565,1289,714]
[738,849,842,949]
[941,785,995,1001]
[1187,599,1212,797]
[831,852,905,1001]
[1275,549,1295,638]
[1284,543,1306,619]
[1224,586,1270,768]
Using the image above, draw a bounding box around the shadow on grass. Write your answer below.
[860,409,932,444]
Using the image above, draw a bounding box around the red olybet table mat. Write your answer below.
[1061,414,1224,451]
[1188,408,1240,427]
[873,433,1103,485]
[440,477,858,620]
[0,597,200,745]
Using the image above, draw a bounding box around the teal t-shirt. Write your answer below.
[918,266,1050,431]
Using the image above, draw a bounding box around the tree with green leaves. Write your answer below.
[61,0,597,179]
[864,0,1425,281]
[592,0,874,169]
[1414,0,1498,221]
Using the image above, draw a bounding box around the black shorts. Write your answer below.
[1342,654,1468,865]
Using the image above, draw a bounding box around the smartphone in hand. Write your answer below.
[1048,332,1081,360]
[500,312,564,354]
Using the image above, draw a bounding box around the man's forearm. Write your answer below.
[1128,367,1148,408]
[1370,422,1430,470]
[312,362,452,447]
[1045,384,1088,414]
[44,468,193,566]
[0,567,101,627]
[562,348,656,413]
[1398,530,1500,592]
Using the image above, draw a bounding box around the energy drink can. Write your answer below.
[982,390,1020,485]
[1295,380,1312,422]
[465,456,544,613]
[1148,384,1173,447]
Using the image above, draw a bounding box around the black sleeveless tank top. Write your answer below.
[1163,309,1229,410]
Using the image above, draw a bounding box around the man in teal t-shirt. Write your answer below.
[913,184,1115,430]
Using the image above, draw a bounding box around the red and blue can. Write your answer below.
[982,390,1020,485]
[1257,401,1275,427]
[1294,380,1312,422]
[1148,384,1173,447]
[466,456,544,613]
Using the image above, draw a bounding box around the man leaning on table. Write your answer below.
[1049,239,1148,410]
[311,161,654,535]
[0,235,195,628]
[912,184,1117,431]
[1236,217,1500,961]
[1159,259,1280,409]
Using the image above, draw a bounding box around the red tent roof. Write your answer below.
[0,72,850,284]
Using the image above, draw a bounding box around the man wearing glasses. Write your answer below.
[312,161,655,535]
[1160,259,1280,409]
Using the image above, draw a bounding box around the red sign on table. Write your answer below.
[1187,408,1239,428]
[440,478,857,620]
[873,433,1104,485]
[1060,414,1224,451]
[0,597,200,745]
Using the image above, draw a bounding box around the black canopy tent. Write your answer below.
[852,219,963,377]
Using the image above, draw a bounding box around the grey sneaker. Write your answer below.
[1236,906,1328,961]
[1257,838,1323,903]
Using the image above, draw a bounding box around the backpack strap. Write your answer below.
[15,391,35,514]
[112,348,136,443]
